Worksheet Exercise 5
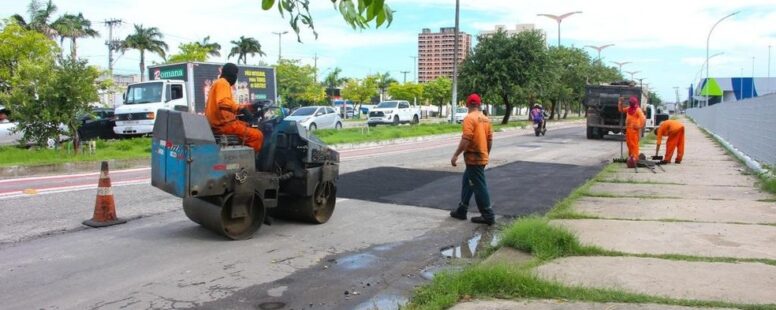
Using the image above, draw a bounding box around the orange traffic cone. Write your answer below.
[83,161,127,227]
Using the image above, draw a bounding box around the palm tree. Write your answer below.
[196,36,221,57]
[324,67,347,89]
[228,36,265,65]
[52,13,99,61]
[375,72,397,101]
[12,0,59,39]
[121,24,168,81]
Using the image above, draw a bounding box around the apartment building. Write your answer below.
[417,27,471,83]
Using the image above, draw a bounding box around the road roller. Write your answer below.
[150,104,339,239]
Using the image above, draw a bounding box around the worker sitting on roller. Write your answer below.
[205,63,263,153]
[653,119,685,164]
[618,96,646,161]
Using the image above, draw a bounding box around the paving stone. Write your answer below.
[586,183,772,201]
[572,197,776,224]
[452,299,737,310]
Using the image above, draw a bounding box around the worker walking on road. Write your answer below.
[618,96,646,160]
[450,93,496,225]
[204,63,263,153]
[654,119,685,164]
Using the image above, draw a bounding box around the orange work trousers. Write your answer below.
[625,128,640,159]
[214,121,264,153]
[664,127,685,163]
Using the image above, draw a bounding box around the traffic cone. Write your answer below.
[83,161,127,227]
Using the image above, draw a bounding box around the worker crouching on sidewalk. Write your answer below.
[205,63,264,153]
[654,119,685,164]
[618,96,646,161]
[449,93,496,225]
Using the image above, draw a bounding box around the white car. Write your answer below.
[453,107,468,123]
[367,100,421,127]
[285,106,342,131]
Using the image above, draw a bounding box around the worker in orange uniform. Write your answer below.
[205,63,263,153]
[618,96,646,160]
[654,119,685,164]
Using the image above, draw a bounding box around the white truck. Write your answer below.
[114,62,277,136]
[367,100,421,127]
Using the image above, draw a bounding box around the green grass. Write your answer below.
[314,121,527,145]
[499,217,604,260]
[0,138,151,167]
[405,264,774,310]
[596,179,685,185]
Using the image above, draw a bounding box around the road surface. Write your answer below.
[0,123,618,309]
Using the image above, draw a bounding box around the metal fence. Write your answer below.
[686,94,776,167]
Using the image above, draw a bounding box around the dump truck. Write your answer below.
[583,82,654,139]
[114,62,276,136]
[150,102,339,239]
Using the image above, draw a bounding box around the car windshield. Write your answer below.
[291,107,317,116]
[457,108,468,113]
[125,82,163,104]
[376,102,398,109]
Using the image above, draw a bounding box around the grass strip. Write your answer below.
[405,264,774,310]
[596,179,685,185]
[0,138,151,167]
[315,121,527,145]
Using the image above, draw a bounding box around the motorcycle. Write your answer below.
[533,119,546,136]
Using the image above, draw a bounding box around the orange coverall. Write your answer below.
[618,101,646,159]
[204,78,263,153]
[655,119,685,163]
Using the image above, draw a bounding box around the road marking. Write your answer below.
[0,167,151,184]
[0,178,149,200]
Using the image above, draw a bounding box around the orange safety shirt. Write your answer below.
[205,78,241,127]
[462,110,493,166]
[655,119,685,146]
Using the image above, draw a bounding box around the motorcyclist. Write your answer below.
[529,103,547,134]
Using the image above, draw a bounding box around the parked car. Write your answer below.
[78,108,119,141]
[284,106,343,131]
[0,105,68,146]
[367,100,421,127]
[453,107,468,123]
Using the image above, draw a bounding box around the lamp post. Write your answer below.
[752,56,755,98]
[537,11,583,46]
[450,0,460,123]
[625,70,640,81]
[272,31,288,63]
[769,45,772,93]
[705,11,739,107]
[611,61,630,76]
[410,55,418,83]
[584,44,614,63]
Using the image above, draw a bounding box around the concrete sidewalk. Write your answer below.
[462,119,776,308]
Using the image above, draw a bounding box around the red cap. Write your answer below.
[629,96,639,105]
[466,93,481,107]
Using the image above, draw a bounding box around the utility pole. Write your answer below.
[673,86,680,114]
[400,70,410,83]
[410,56,418,82]
[450,0,460,123]
[272,31,288,63]
[313,52,319,82]
[103,19,123,76]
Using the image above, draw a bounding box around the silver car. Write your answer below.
[285,106,343,131]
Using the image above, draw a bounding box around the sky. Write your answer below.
[2,0,776,101]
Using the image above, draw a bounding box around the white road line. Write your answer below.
[0,167,151,184]
[0,178,150,200]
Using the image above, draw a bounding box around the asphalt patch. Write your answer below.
[338,161,603,217]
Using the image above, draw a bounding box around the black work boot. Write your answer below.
[450,210,467,220]
[471,216,495,225]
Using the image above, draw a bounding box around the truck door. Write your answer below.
[166,83,188,112]
[398,101,409,121]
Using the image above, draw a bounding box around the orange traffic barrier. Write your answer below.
[83,161,126,227]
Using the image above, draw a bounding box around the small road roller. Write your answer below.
[150,104,339,239]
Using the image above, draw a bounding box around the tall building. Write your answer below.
[417,27,471,83]
[479,24,536,37]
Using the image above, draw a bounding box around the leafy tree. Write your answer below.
[648,91,663,106]
[458,30,548,124]
[374,71,396,100]
[121,24,168,81]
[167,42,210,63]
[52,13,99,61]
[228,36,266,65]
[11,0,59,39]
[260,0,394,41]
[0,22,58,90]
[275,59,323,107]
[544,46,592,119]
[2,58,101,150]
[386,82,423,102]
[342,76,378,106]
[195,36,221,57]
[423,76,451,114]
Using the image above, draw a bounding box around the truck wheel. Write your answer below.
[335,122,342,130]
[368,123,377,127]
[586,127,595,139]
[309,123,317,131]
[182,194,265,240]
[412,115,419,124]
[272,181,336,224]
[392,116,399,126]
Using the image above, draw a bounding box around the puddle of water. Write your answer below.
[353,292,408,310]
[440,231,500,259]
[334,253,380,270]
[372,242,400,252]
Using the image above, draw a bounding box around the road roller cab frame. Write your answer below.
[151,107,339,239]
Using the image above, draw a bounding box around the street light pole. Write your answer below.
[450,0,460,123]
[272,31,288,63]
[537,11,583,47]
[584,44,614,63]
[611,61,631,76]
[625,70,640,81]
[705,11,739,107]
[410,56,418,83]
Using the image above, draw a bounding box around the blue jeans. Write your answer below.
[455,165,495,220]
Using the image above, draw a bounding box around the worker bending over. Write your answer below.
[618,96,646,160]
[654,119,685,164]
[205,63,263,153]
